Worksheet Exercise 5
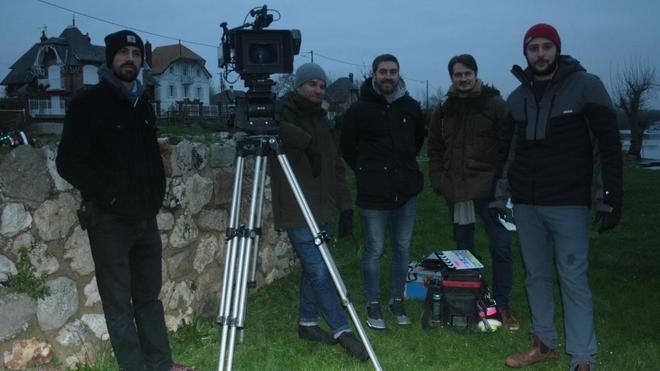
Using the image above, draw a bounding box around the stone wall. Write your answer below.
[0,136,295,369]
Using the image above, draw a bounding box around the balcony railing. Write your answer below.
[28,98,66,117]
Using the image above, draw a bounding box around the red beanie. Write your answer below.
[523,23,561,54]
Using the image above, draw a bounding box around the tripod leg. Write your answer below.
[226,155,267,370]
[217,156,246,371]
[275,153,383,371]
[241,155,268,343]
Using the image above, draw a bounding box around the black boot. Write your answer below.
[337,332,369,362]
[298,325,337,344]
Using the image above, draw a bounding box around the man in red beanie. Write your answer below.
[491,23,623,371]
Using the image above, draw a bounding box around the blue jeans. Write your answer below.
[513,204,596,369]
[359,197,416,303]
[447,199,513,306]
[286,224,350,337]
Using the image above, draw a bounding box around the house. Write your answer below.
[1,24,106,119]
[325,73,359,120]
[149,43,214,117]
[211,86,246,128]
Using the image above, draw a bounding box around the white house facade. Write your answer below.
[150,44,212,116]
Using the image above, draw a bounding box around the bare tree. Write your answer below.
[272,73,296,98]
[612,60,657,159]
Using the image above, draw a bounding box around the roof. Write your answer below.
[151,43,211,77]
[326,76,358,104]
[1,26,104,86]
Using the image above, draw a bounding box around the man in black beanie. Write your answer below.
[57,30,193,371]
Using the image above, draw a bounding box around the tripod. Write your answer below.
[216,135,383,371]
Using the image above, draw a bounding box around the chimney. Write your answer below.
[84,32,91,42]
[40,30,47,43]
[145,41,153,67]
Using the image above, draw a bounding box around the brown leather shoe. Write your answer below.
[505,336,557,368]
[498,306,521,331]
[574,362,590,371]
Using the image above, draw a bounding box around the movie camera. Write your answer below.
[218,5,301,132]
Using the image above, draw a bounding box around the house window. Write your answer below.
[183,85,189,98]
[196,68,201,77]
[169,85,175,97]
[196,87,201,99]
[182,65,188,76]
[82,65,98,85]
[47,65,61,90]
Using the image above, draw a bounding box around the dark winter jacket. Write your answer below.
[496,56,623,209]
[428,80,507,202]
[270,91,352,230]
[56,77,165,220]
[340,78,425,209]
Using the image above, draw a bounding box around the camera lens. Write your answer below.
[248,43,277,65]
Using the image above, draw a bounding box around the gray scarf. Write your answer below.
[98,65,144,105]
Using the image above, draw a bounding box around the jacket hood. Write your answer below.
[511,55,586,86]
[360,77,409,103]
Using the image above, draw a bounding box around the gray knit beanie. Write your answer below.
[294,63,327,87]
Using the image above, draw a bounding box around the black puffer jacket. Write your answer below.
[428,81,507,203]
[341,78,424,209]
[56,79,165,220]
[497,56,623,209]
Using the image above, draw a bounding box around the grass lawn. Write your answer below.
[84,164,660,371]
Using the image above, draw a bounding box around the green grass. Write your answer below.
[75,164,660,370]
[156,121,216,145]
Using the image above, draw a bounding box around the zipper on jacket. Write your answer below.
[545,94,557,138]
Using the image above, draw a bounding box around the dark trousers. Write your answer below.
[86,204,172,371]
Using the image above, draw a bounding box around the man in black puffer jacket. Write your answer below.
[57,30,192,371]
[341,54,424,330]
[494,24,623,371]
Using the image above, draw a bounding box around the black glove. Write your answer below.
[338,209,354,238]
[594,207,622,233]
[305,146,322,178]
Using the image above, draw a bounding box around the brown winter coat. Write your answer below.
[270,91,352,230]
[427,80,507,203]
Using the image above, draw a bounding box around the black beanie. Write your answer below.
[104,30,144,67]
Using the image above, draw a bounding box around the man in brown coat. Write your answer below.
[427,54,519,330]
[269,63,368,362]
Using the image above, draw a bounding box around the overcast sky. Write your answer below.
[2,0,659,107]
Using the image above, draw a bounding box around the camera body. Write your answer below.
[230,29,301,75]
[219,6,301,133]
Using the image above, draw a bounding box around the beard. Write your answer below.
[528,57,558,77]
[376,79,397,94]
[113,62,139,82]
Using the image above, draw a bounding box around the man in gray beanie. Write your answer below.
[57,29,193,371]
[269,63,367,361]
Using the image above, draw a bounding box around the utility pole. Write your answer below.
[426,80,429,109]
[310,50,314,63]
